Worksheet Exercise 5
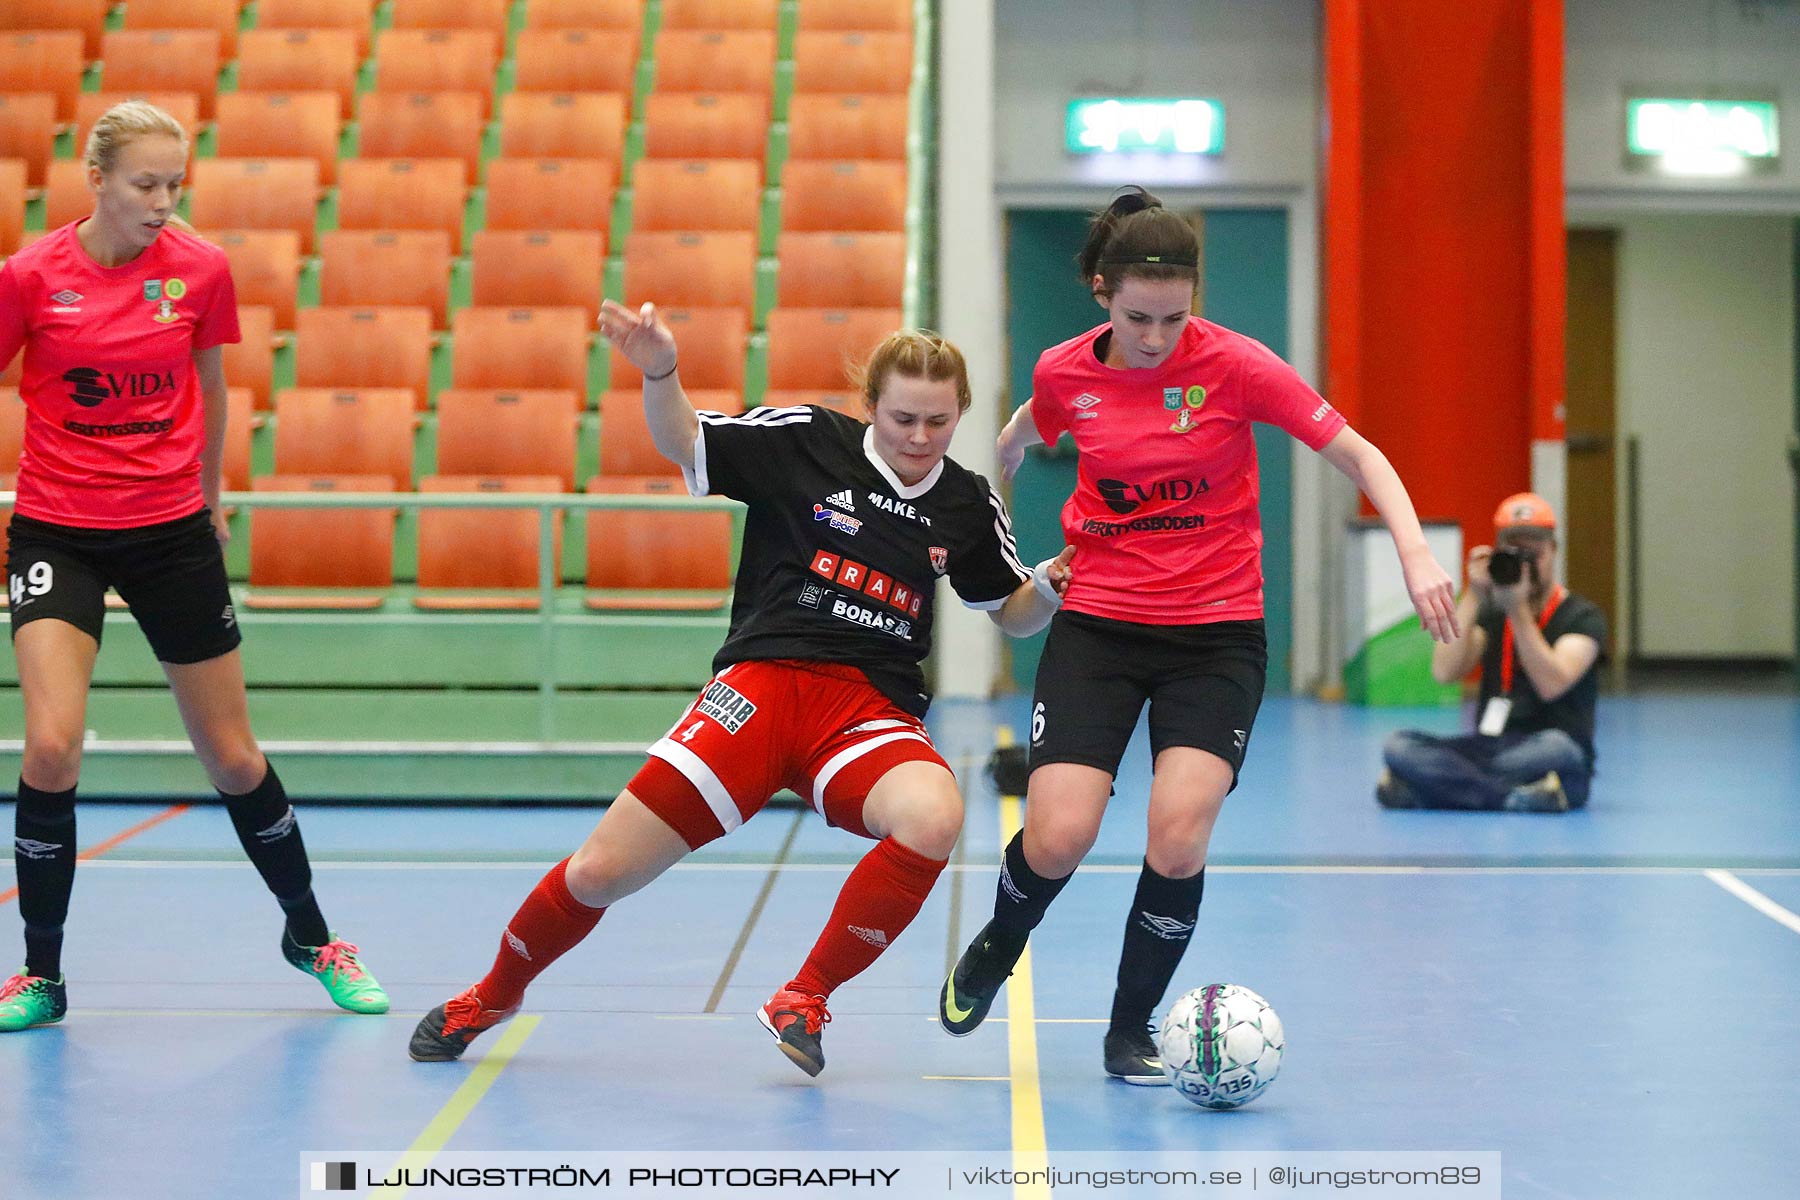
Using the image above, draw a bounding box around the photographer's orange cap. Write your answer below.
[1494,492,1557,530]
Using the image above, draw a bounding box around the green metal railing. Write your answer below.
[903,0,939,330]
[1,488,743,744]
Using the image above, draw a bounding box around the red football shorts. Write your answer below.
[626,659,950,849]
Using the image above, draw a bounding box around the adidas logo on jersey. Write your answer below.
[825,489,856,511]
[848,925,889,947]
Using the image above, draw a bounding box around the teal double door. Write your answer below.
[1002,207,1297,693]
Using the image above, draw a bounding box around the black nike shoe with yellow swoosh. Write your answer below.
[938,919,1028,1036]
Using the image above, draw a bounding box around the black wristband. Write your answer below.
[643,360,678,382]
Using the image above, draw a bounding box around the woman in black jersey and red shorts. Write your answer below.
[409,299,1074,1077]
[0,102,386,1031]
[939,187,1459,1082]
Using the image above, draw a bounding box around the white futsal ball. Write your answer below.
[1158,984,1284,1109]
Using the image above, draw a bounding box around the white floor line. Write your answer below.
[56,860,1800,875]
[1705,868,1800,936]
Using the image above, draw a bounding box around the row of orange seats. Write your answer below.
[1,25,912,125]
[0,464,735,611]
[5,0,914,66]
[1,381,874,497]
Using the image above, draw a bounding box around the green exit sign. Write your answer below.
[1627,98,1778,160]
[1066,98,1225,155]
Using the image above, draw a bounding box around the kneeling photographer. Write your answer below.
[1377,494,1607,812]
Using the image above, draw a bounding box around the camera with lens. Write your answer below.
[1488,547,1528,586]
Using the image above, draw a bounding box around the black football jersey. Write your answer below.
[683,404,1030,716]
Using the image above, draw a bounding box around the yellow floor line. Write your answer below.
[369,1015,543,1199]
[994,725,1051,1200]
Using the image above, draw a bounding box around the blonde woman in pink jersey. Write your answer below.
[938,187,1458,1082]
[0,102,385,1031]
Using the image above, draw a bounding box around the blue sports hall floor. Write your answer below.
[2,688,1797,1199]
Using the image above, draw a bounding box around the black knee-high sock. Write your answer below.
[15,780,77,980]
[221,763,329,947]
[990,830,1074,938]
[1110,860,1205,1032]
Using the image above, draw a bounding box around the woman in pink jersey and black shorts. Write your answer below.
[0,102,386,1031]
[409,301,1073,1077]
[938,187,1459,1082]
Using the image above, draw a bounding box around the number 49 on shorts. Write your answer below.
[8,562,53,607]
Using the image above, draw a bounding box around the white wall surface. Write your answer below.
[1613,214,1796,658]
[1566,0,1800,212]
[992,0,1321,198]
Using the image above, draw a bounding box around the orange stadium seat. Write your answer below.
[660,0,778,31]
[319,230,453,329]
[334,158,467,251]
[293,308,434,409]
[206,230,302,330]
[214,92,342,186]
[621,231,756,310]
[512,31,637,96]
[389,0,510,39]
[1,0,108,61]
[435,390,580,488]
[0,162,25,257]
[237,30,361,118]
[482,158,614,234]
[786,94,908,160]
[793,32,913,93]
[374,31,500,115]
[608,308,745,391]
[272,387,417,483]
[1,387,24,472]
[356,92,486,184]
[585,475,732,608]
[766,307,900,390]
[221,305,276,410]
[0,95,55,189]
[641,93,769,160]
[254,0,375,59]
[42,160,90,233]
[499,93,627,162]
[470,231,605,324]
[0,33,84,122]
[629,159,761,233]
[796,0,912,31]
[222,387,256,493]
[122,0,240,60]
[74,93,201,155]
[247,475,396,608]
[189,159,321,253]
[763,390,865,419]
[599,388,741,476]
[653,32,776,96]
[524,0,643,31]
[451,307,591,402]
[779,160,906,231]
[415,474,566,609]
[775,231,905,308]
[99,31,222,120]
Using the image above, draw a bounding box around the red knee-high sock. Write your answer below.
[475,858,606,1011]
[787,837,946,998]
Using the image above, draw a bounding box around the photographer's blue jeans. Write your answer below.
[1382,729,1591,810]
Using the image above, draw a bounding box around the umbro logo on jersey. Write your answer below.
[1073,393,1103,409]
[825,489,856,511]
[254,806,297,843]
[50,290,83,305]
[848,925,890,947]
[1233,729,1248,753]
[222,603,237,628]
[14,837,64,860]
[505,928,532,961]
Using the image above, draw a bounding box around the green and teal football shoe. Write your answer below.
[0,971,68,1031]
[282,929,390,1014]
